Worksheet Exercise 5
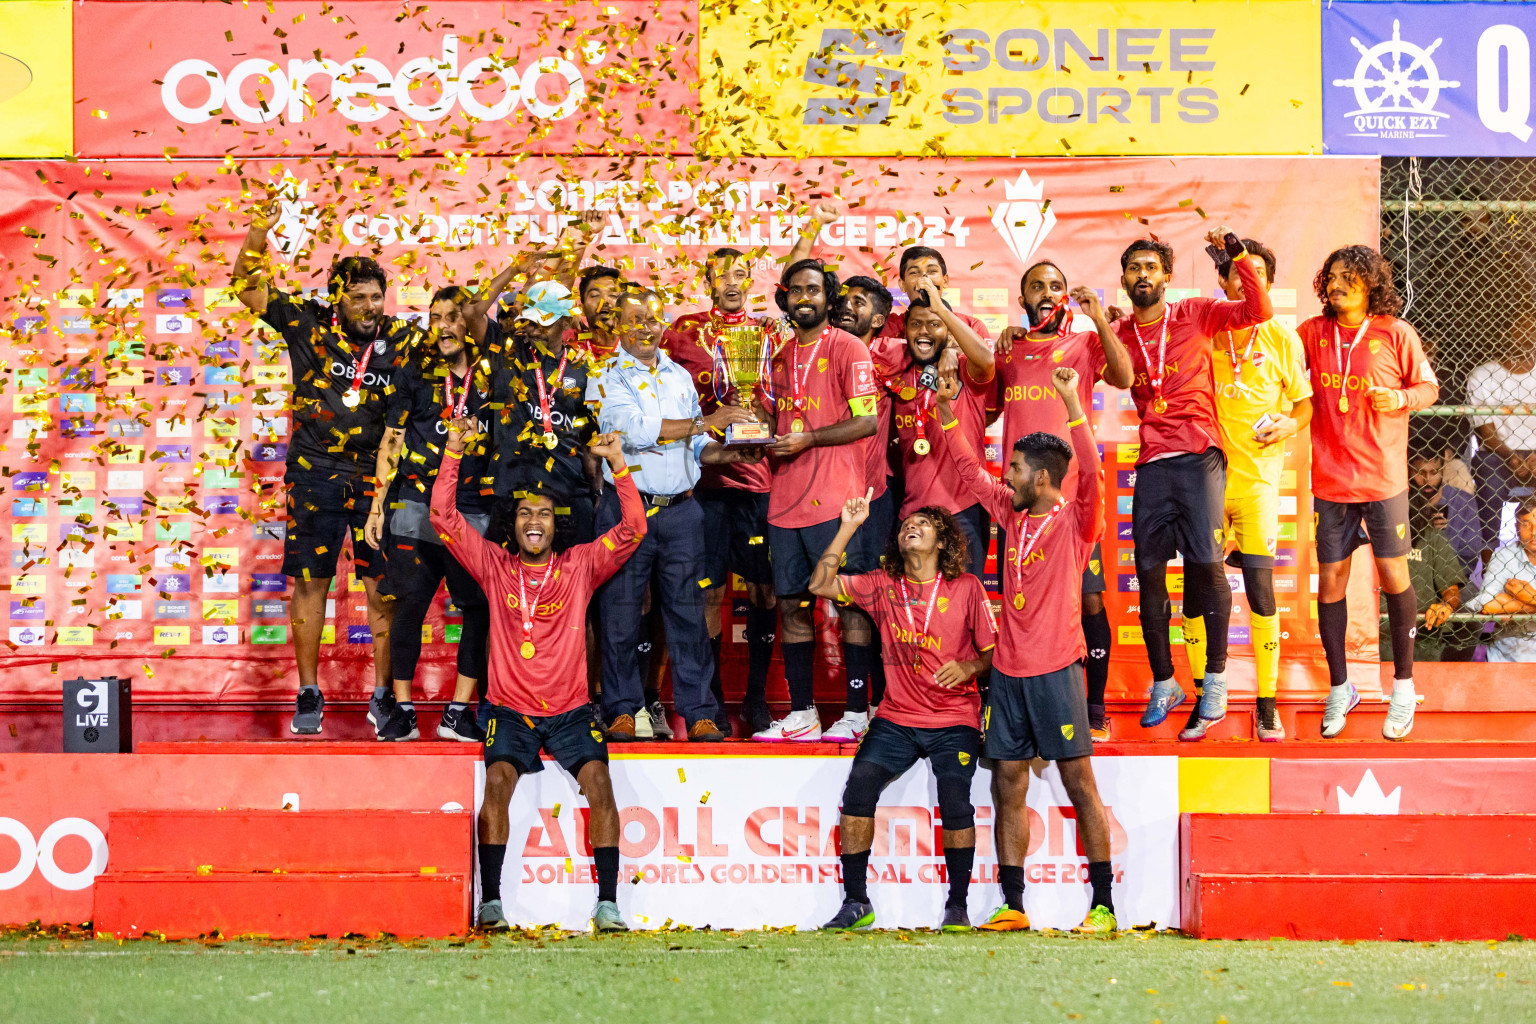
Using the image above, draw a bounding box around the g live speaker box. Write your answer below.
[63,676,132,753]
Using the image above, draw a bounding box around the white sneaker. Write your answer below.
[633,706,655,740]
[752,707,822,742]
[823,711,869,744]
[1383,685,1416,740]
[1321,681,1359,739]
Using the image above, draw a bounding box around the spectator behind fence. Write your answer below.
[1467,325,1536,556]
[1471,494,1536,662]
[1381,501,1477,663]
[1410,450,1481,573]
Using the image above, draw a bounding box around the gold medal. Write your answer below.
[913,438,931,456]
[791,417,804,433]
[900,386,917,401]
[1013,593,1025,611]
[520,640,536,659]
[1152,396,1168,415]
[1338,394,1349,414]
[543,431,559,449]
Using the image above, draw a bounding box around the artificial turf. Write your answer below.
[3,927,1530,1023]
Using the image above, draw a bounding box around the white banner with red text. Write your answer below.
[480,754,1178,931]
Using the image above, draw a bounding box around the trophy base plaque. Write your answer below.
[724,421,774,447]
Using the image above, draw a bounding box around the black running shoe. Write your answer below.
[290,686,324,735]
[822,899,875,930]
[437,705,485,743]
[367,689,396,738]
[743,699,773,736]
[378,704,419,741]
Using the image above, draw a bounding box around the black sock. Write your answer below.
[943,845,975,909]
[1318,598,1349,687]
[746,606,777,702]
[1082,608,1112,708]
[841,850,871,903]
[1383,587,1419,681]
[1087,860,1115,914]
[1135,560,1174,680]
[783,640,815,711]
[1187,561,1233,675]
[709,634,727,710]
[999,864,1025,913]
[842,642,873,714]
[594,846,619,903]
[479,843,506,902]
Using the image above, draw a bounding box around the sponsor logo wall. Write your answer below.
[0,155,1378,704]
[1323,2,1536,155]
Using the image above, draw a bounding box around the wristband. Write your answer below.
[941,417,960,431]
[612,466,631,480]
[444,448,463,460]
[1067,415,1086,428]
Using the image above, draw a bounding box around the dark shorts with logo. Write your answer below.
[982,663,1093,764]
[282,468,381,580]
[770,514,872,596]
[1314,490,1413,563]
[1131,448,1227,565]
[855,716,981,782]
[1081,541,1107,595]
[698,488,774,588]
[483,703,608,778]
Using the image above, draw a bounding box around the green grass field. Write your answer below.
[4,928,1531,1023]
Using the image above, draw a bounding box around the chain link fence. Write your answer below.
[1380,156,1536,659]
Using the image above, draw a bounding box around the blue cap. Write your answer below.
[519,280,579,326]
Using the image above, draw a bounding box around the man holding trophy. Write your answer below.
[664,248,790,732]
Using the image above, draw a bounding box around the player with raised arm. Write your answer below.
[1298,245,1438,739]
[1115,227,1273,733]
[433,421,645,934]
[991,263,1133,740]
[808,494,996,932]
[936,367,1119,933]
[1178,240,1312,743]
[232,202,422,737]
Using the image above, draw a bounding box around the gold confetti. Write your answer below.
[699,791,711,804]
[677,768,686,783]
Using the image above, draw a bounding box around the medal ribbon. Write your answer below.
[444,369,471,419]
[897,575,941,669]
[334,311,381,402]
[533,353,569,439]
[1223,327,1258,387]
[912,368,934,450]
[1332,316,1372,405]
[1130,307,1171,410]
[788,327,828,412]
[515,558,553,650]
[1012,501,1066,607]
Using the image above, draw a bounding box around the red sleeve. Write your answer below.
[841,336,878,405]
[429,451,506,586]
[1199,249,1273,333]
[835,570,884,611]
[933,412,1013,521]
[1396,321,1440,410]
[965,576,998,653]
[571,469,647,587]
[1068,417,1104,542]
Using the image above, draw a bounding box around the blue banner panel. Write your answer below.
[1324,2,1535,155]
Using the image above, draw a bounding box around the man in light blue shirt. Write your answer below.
[587,287,760,740]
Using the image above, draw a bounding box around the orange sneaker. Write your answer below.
[607,714,636,742]
[978,906,1031,931]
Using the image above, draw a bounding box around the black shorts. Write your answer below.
[854,716,981,782]
[698,488,773,588]
[282,469,381,580]
[1131,448,1227,565]
[951,502,991,581]
[1081,541,1107,595]
[849,489,893,575]
[769,514,866,596]
[1314,491,1412,562]
[483,703,608,778]
[982,663,1093,763]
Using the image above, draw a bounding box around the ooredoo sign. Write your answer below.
[73,0,697,158]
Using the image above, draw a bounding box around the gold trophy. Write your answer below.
[715,324,775,447]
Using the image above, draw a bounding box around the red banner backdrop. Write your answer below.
[73,0,697,158]
[0,155,1379,706]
